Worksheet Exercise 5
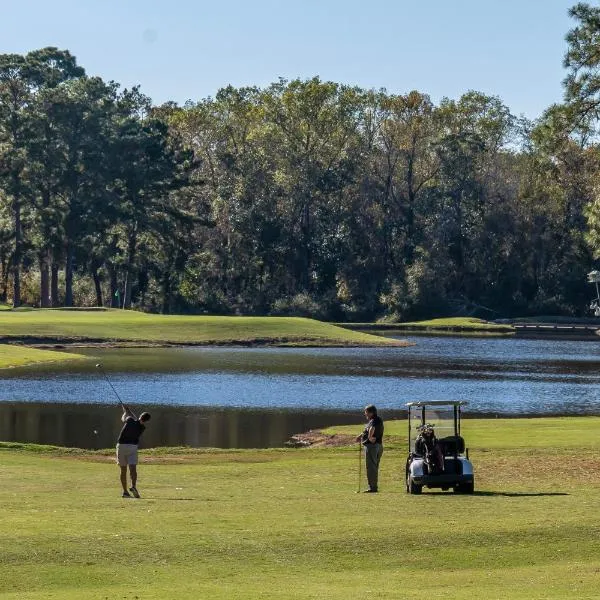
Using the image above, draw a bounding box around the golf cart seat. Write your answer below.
[437,435,465,456]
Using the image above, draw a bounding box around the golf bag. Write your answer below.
[415,427,444,475]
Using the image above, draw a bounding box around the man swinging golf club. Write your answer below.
[355,404,384,493]
[117,403,151,498]
[96,363,152,498]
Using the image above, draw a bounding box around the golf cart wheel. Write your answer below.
[407,476,422,495]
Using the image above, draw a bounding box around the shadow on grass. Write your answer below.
[473,491,569,497]
[143,497,196,501]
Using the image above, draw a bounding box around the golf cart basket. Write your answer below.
[405,401,474,494]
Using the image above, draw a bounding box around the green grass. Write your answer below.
[338,317,514,336]
[2,417,600,599]
[325,416,600,449]
[0,344,84,368]
[400,317,513,330]
[0,310,401,347]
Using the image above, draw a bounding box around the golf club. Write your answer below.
[95,363,126,410]
[356,440,362,493]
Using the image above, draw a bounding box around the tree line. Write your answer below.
[2,3,600,320]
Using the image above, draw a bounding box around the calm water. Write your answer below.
[0,403,368,450]
[1,336,599,448]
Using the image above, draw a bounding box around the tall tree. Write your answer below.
[0,53,31,307]
[108,88,190,309]
[0,48,84,307]
[562,3,600,292]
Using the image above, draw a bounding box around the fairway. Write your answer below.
[2,418,600,599]
[0,310,401,347]
[0,344,84,369]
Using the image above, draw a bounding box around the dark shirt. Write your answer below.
[117,417,146,445]
[362,415,384,445]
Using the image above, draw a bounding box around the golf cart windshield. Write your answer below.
[407,402,463,454]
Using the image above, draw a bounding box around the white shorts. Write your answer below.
[116,443,138,466]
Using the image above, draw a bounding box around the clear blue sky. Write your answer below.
[1,0,577,119]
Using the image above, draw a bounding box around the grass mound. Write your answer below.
[0,344,84,369]
[0,310,402,347]
[400,317,513,330]
[338,317,514,336]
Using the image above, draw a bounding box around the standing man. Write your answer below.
[116,404,151,498]
[356,404,384,493]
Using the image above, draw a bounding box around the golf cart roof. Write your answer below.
[405,401,468,407]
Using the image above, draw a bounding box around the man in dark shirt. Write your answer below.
[116,405,151,498]
[355,404,384,493]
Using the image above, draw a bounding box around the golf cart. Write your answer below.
[405,401,474,494]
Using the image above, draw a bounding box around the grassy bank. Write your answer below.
[324,416,600,449]
[400,317,512,330]
[0,344,84,369]
[1,417,600,599]
[0,310,403,347]
[340,317,514,336]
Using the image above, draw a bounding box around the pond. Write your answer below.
[1,336,599,448]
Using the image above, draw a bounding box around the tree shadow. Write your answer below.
[473,491,569,497]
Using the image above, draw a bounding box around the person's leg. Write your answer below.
[120,466,128,493]
[373,444,383,489]
[128,445,141,497]
[117,444,130,494]
[129,464,137,489]
[365,445,379,491]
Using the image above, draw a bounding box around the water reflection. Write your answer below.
[0,402,377,449]
[1,336,600,450]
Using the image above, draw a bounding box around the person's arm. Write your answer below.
[121,404,137,422]
[367,425,376,444]
[356,425,368,442]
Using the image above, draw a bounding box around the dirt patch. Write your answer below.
[286,430,356,448]
[478,451,600,482]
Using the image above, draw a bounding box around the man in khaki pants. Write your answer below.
[355,405,384,493]
[116,404,151,498]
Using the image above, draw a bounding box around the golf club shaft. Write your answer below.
[357,441,362,493]
[96,364,127,410]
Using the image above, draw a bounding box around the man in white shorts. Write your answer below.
[116,404,151,498]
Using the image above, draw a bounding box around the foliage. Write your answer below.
[2,17,600,319]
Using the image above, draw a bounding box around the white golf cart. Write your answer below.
[405,401,474,494]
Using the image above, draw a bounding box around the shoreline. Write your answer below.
[339,318,600,341]
[12,336,412,349]
[3,414,600,455]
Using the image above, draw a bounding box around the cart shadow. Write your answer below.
[473,491,569,497]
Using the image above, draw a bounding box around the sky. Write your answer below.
[0,0,579,119]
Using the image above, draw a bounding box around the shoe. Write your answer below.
[129,487,140,499]
[363,488,378,493]
[122,491,131,498]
